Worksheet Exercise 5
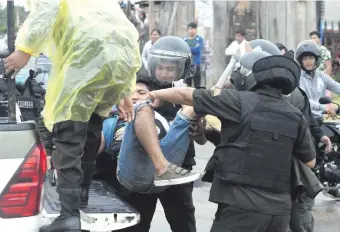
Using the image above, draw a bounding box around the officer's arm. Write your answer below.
[150,87,195,106]
[192,88,241,123]
[293,117,316,168]
[150,88,241,122]
[309,116,324,142]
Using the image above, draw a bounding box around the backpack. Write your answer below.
[0,70,45,122]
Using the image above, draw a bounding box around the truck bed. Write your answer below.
[43,175,140,231]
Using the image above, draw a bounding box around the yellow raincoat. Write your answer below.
[16,0,141,131]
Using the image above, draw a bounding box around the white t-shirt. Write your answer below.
[225,40,247,56]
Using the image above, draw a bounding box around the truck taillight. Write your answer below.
[0,142,47,218]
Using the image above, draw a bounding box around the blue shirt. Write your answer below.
[184,35,204,65]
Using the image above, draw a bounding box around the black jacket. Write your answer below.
[286,87,324,142]
[291,157,323,200]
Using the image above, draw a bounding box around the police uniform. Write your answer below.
[285,88,324,232]
[193,48,316,232]
[194,87,315,232]
[0,76,44,122]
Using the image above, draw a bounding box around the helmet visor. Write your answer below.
[148,50,188,85]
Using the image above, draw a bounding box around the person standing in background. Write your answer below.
[225,29,247,56]
[185,22,205,88]
[310,31,332,76]
[310,31,333,99]
[142,29,161,71]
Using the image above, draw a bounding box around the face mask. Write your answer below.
[15,69,30,87]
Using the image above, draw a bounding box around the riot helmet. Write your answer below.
[148,36,196,87]
[231,51,301,95]
[249,39,281,55]
[275,43,295,59]
[275,43,288,54]
[231,51,271,91]
[296,40,321,73]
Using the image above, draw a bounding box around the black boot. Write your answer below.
[80,161,96,208]
[40,187,81,232]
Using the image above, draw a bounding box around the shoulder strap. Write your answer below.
[27,79,43,99]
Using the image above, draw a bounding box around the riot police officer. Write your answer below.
[149,49,316,232]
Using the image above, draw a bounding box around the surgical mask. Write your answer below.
[15,69,30,87]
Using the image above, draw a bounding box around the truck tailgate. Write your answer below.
[43,175,140,231]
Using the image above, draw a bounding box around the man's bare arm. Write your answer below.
[134,106,168,174]
[150,87,195,106]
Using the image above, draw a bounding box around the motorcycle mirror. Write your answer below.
[319,96,332,105]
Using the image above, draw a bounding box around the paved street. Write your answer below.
[150,142,340,232]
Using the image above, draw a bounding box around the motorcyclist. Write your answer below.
[297,40,340,121]
[149,49,316,232]
[4,1,141,232]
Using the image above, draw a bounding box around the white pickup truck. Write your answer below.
[0,1,139,231]
[0,118,140,232]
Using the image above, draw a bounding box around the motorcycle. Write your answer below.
[314,96,340,199]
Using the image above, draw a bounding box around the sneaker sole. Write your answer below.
[153,172,201,187]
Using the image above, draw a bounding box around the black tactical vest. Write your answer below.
[215,90,303,193]
[0,77,45,122]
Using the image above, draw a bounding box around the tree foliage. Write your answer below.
[0,4,28,34]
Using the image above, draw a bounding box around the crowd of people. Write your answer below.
[3,1,340,232]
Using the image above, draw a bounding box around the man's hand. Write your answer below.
[148,91,165,108]
[117,96,134,122]
[4,50,31,77]
[320,135,332,154]
[325,104,338,119]
[190,117,208,145]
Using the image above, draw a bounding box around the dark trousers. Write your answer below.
[37,117,54,156]
[95,149,196,232]
[211,204,291,232]
[290,197,314,232]
[52,113,102,188]
[187,65,204,88]
[115,182,196,232]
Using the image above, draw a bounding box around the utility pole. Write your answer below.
[211,1,239,87]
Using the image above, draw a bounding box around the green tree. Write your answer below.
[0,5,29,34]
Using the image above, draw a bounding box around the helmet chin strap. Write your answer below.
[302,65,316,75]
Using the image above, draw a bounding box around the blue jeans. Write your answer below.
[117,103,192,193]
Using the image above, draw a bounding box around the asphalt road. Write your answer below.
[149,142,340,232]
